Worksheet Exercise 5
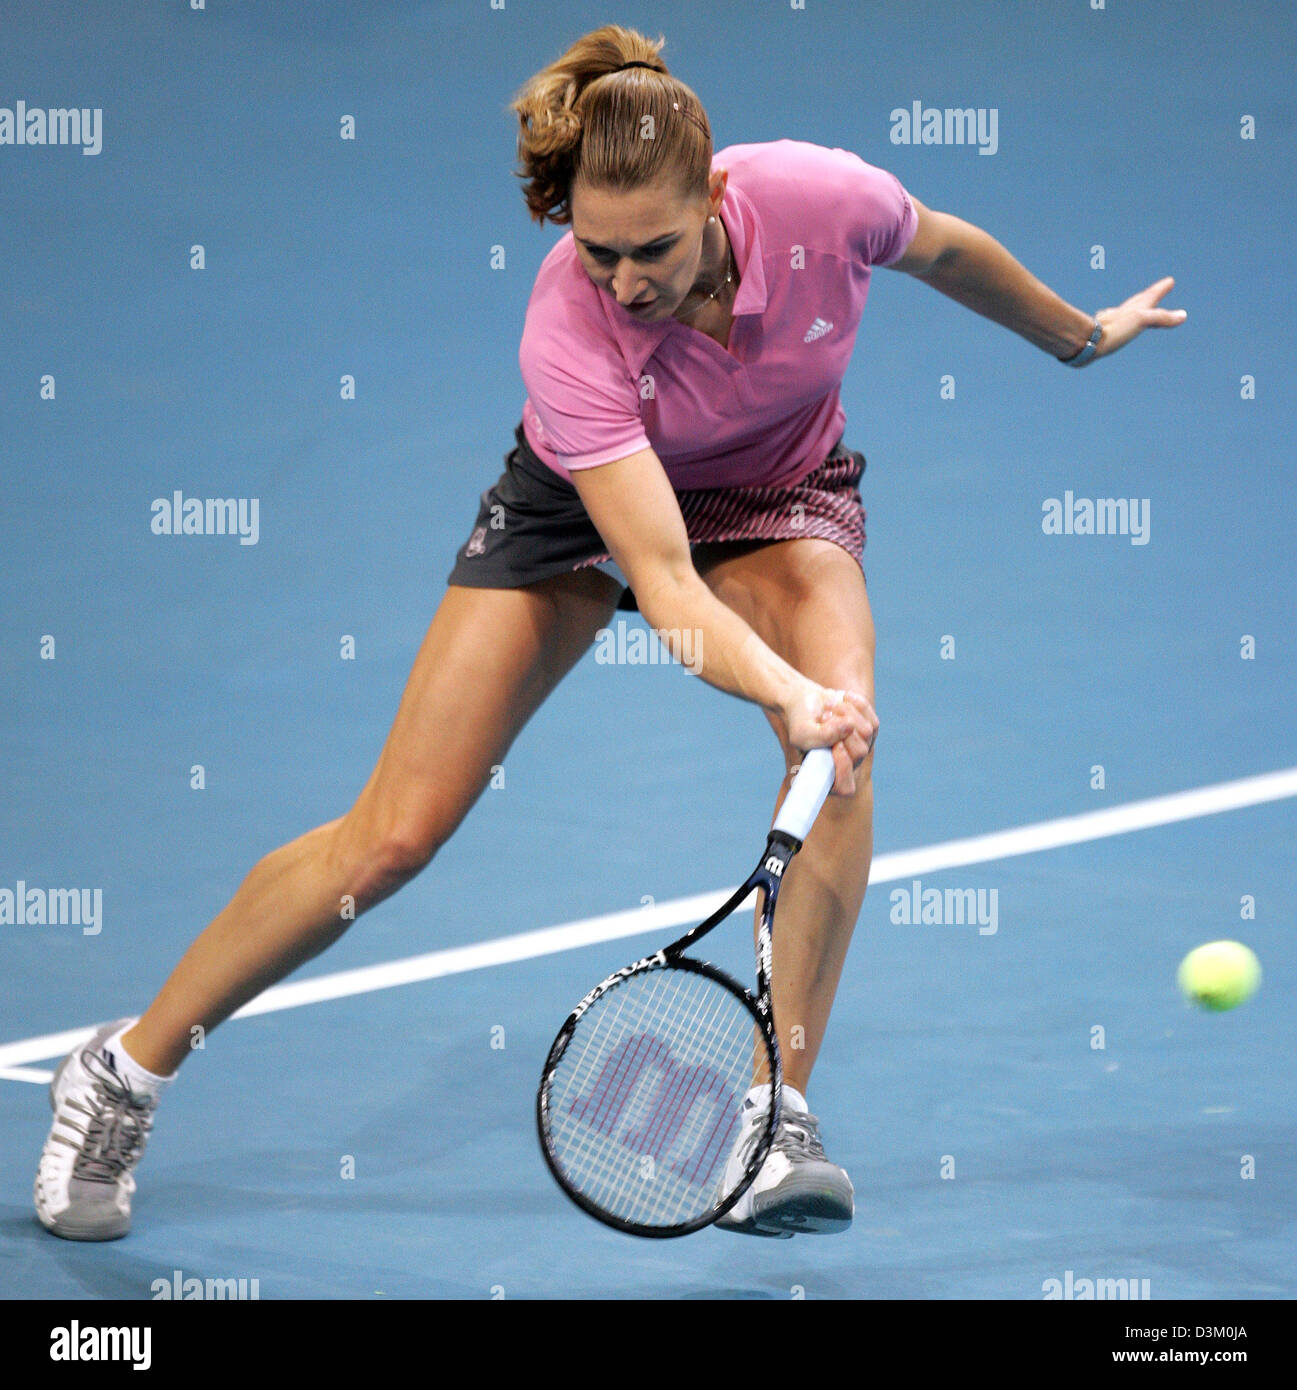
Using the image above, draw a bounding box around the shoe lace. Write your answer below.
[733,1103,772,1171]
[771,1110,827,1161]
[736,1104,828,1169]
[62,1050,156,1184]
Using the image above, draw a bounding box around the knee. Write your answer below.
[824,658,875,713]
[327,810,449,913]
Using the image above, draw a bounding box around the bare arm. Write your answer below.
[570,447,876,792]
[885,195,1186,361]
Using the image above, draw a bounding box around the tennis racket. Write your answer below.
[536,747,837,1238]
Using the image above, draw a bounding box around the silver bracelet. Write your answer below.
[1059,317,1103,367]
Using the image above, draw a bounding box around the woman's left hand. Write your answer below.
[1090,276,1187,361]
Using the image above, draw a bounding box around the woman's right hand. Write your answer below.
[782,681,878,795]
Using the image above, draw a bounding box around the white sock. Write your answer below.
[744,1083,808,1116]
[100,1022,176,1098]
[781,1084,808,1116]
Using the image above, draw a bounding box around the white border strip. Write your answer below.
[3,765,1294,1072]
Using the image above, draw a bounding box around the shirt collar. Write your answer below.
[721,176,767,317]
[584,169,768,361]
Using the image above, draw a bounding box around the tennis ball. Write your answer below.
[1177,940,1261,1012]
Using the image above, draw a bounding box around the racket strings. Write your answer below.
[546,966,764,1229]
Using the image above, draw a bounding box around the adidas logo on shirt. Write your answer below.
[803,317,834,342]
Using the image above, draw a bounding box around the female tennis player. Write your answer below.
[36,24,1184,1241]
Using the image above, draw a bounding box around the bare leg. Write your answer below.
[123,571,621,1076]
[696,539,876,1095]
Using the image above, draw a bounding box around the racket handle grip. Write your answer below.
[772,747,837,845]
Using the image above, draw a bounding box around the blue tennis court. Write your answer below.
[2,0,1294,1306]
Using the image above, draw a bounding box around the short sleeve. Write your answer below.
[834,151,918,268]
[519,302,650,471]
[863,168,918,266]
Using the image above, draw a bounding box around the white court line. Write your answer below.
[0,1067,53,1084]
[2,765,1294,1073]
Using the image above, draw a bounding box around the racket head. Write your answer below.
[537,954,780,1238]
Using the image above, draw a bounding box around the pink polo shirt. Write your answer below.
[518,138,917,491]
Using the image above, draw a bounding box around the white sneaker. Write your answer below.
[716,1087,854,1237]
[34,1019,159,1241]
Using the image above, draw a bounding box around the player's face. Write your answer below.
[570,175,723,322]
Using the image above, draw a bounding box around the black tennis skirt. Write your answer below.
[447,423,867,611]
